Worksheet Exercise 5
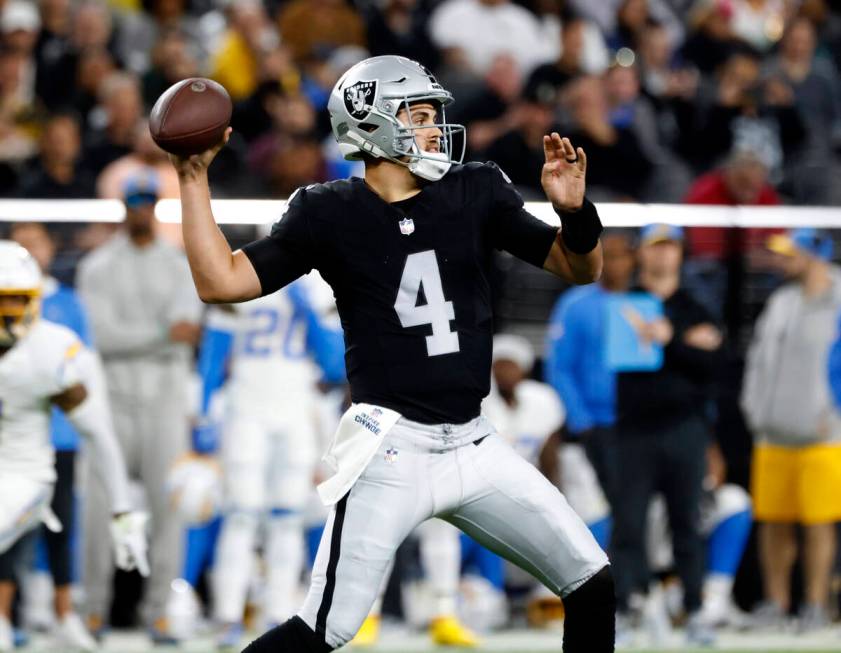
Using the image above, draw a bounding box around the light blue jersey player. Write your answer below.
[182,273,344,649]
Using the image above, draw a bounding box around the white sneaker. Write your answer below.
[53,612,99,651]
[686,611,717,647]
[0,615,13,652]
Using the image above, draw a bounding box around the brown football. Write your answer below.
[149,78,232,156]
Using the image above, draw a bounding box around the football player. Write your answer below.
[208,278,331,650]
[170,55,613,653]
[0,241,148,651]
[11,222,99,650]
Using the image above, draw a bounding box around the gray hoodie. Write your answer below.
[741,266,841,446]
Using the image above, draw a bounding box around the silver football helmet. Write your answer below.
[328,55,466,181]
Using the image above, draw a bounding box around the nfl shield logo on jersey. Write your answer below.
[384,447,399,464]
[399,218,415,236]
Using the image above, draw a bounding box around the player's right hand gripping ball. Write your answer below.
[149,78,232,156]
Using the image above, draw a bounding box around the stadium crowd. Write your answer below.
[1,0,841,651]
[0,0,840,210]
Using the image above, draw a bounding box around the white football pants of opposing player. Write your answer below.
[213,406,319,625]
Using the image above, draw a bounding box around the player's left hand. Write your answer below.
[541,133,587,212]
[110,511,150,577]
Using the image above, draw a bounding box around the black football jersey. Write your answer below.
[242,162,558,424]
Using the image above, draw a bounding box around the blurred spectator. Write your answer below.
[212,0,279,101]
[248,90,317,148]
[604,62,691,200]
[742,228,841,631]
[637,21,701,164]
[34,0,75,110]
[545,231,636,509]
[560,75,653,199]
[82,71,143,174]
[78,171,201,643]
[72,0,116,52]
[96,119,187,245]
[35,0,120,120]
[141,28,200,107]
[38,0,120,116]
[363,0,438,70]
[97,120,179,199]
[116,0,204,75]
[687,50,806,175]
[681,0,746,74]
[764,16,841,204]
[606,0,652,51]
[297,46,366,137]
[278,0,366,65]
[684,147,779,260]
[21,112,95,198]
[2,1,41,57]
[729,0,787,52]
[612,224,723,645]
[483,88,557,197]
[568,0,686,44]
[456,54,524,155]
[72,46,118,132]
[262,133,326,197]
[0,50,38,193]
[428,0,560,78]
[639,22,693,101]
[525,16,610,104]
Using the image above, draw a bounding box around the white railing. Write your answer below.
[0,199,839,228]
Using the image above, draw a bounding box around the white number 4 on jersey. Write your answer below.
[394,250,460,357]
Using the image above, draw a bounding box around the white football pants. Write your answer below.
[298,414,609,649]
[213,409,318,624]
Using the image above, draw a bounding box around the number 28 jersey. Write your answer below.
[242,162,558,424]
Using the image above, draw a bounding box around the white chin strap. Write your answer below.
[408,151,451,181]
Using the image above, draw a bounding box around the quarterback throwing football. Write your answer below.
[171,56,614,652]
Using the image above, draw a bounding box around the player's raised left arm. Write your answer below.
[540,134,603,284]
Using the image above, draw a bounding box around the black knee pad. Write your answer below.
[562,566,616,653]
[241,616,333,653]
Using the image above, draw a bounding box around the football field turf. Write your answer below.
[18,628,841,652]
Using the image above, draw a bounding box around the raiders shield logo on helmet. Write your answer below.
[344,80,377,120]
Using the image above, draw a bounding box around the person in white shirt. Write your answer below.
[0,241,148,652]
[428,0,560,76]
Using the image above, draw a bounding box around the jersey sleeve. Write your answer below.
[39,328,84,397]
[241,187,316,295]
[485,162,558,268]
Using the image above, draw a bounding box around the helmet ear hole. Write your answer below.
[358,122,379,134]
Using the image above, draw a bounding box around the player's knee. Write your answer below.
[565,566,615,613]
[242,616,333,653]
[714,484,752,522]
[562,566,615,652]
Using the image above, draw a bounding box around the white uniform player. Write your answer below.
[213,279,323,645]
[0,241,148,651]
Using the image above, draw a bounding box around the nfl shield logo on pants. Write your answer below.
[399,218,415,235]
